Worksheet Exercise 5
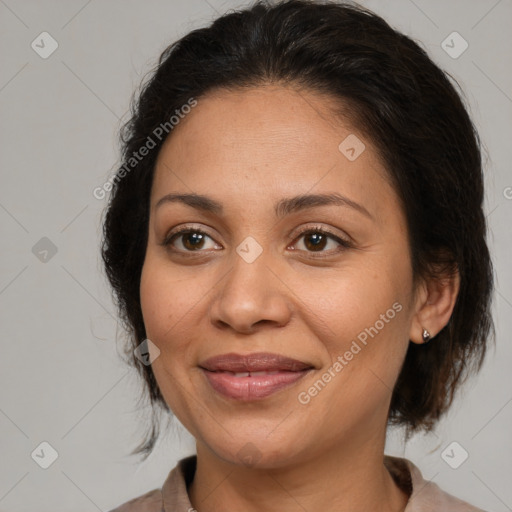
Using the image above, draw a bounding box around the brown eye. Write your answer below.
[293,228,352,254]
[180,232,206,250]
[164,229,219,252]
[303,232,328,251]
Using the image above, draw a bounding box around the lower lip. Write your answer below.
[201,369,310,400]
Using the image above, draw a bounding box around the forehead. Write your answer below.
[151,85,398,222]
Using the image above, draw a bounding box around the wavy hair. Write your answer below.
[101,0,494,459]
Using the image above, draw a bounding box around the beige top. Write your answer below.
[109,455,486,512]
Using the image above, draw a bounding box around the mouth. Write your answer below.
[199,352,314,400]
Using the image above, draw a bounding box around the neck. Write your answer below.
[188,429,409,512]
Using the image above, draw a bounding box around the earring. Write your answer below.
[422,328,431,343]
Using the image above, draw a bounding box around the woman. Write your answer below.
[102,1,494,510]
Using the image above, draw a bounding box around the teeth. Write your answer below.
[227,371,283,377]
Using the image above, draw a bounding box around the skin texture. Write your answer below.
[139,85,459,512]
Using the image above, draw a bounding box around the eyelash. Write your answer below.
[161,224,353,257]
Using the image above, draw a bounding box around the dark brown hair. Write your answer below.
[101,0,494,459]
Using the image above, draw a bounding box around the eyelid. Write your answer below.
[288,223,352,244]
[161,222,353,254]
[161,224,219,248]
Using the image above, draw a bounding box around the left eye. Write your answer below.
[293,229,351,253]
[162,228,351,254]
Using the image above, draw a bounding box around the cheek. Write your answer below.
[292,264,411,405]
[293,266,404,345]
[139,262,192,387]
[139,255,215,395]
[139,264,170,339]
[140,256,198,341]
[139,259,201,426]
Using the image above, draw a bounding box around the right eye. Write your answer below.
[162,227,222,252]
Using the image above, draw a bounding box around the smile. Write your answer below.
[199,352,314,400]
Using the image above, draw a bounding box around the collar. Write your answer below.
[160,454,483,511]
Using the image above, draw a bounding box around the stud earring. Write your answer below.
[422,328,431,343]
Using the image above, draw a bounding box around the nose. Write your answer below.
[208,248,292,334]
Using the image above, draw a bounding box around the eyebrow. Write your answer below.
[155,192,373,220]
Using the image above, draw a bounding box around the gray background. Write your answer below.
[0,0,511,510]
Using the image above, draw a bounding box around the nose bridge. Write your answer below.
[210,236,291,332]
[229,237,270,294]
[224,236,274,307]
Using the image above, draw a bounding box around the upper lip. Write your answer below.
[199,352,313,372]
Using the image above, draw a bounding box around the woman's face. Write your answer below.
[140,85,420,467]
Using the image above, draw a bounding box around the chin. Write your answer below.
[201,433,305,470]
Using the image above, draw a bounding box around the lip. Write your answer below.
[199,352,313,400]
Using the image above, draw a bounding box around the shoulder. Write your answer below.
[384,455,488,512]
[108,455,196,512]
[107,488,163,512]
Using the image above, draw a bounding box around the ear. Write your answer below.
[409,267,460,344]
